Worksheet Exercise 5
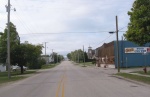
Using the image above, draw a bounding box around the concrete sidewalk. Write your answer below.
[121,67,150,77]
[129,72,150,77]
[121,67,150,73]
[95,66,150,78]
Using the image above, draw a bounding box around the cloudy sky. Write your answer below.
[0,0,135,56]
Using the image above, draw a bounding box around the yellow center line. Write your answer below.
[56,75,64,97]
[55,66,67,97]
[62,81,65,97]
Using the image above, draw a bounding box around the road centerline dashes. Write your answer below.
[55,68,66,97]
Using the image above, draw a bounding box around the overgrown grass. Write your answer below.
[41,63,58,69]
[116,73,150,84]
[0,71,36,84]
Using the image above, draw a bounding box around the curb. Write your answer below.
[112,75,150,88]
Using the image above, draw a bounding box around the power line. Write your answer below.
[18,31,119,35]
[11,12,42,43]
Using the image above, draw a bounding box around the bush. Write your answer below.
[27,59,46,69]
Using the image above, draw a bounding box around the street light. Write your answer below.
[109,16,120,73]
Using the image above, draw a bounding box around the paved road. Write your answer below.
[0,61,150,97]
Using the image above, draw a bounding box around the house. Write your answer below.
[0,64,6,72]
[41,55,50,64]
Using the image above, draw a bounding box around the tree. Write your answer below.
[67,53,71,60]
[124,0,150,46]
[50,52,64,63]
[84,51,88,62]
[11,43,43,74]
[67,49,86,63]
[0,22,44,74]
[24,44,43,70]
[0,22,20,63]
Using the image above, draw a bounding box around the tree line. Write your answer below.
[48,52,64,64]
[67,49,93,63]
[0,22,63,74]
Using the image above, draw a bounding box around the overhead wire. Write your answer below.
[9,1,114,51]
[11,12,42,43]
[0,0,7,30]
[11,0,44,44]
[12,0,45,34]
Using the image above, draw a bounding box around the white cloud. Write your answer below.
[0,0,135,56]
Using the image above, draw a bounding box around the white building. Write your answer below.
[0,64,6,72]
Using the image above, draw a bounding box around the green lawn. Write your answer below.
[0,76,25,84]
[116,73,150,84]
[41,63,58,69]
[0,71,36,85]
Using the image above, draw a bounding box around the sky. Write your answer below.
[0,0,135,56]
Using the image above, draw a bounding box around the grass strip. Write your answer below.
[41,64,58,69]
[132,71,150,75]
[0,71,36,85]
[0,76,26,84]
[116,73,150,84]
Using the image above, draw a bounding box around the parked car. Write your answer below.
[12,65,27,71]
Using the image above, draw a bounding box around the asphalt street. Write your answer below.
[0,61,150,97]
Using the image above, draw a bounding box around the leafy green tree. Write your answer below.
[67,53,71,60]
[56,54,64,62]
[0,22,20,64]
[84,51,88,62]
[50,52,64,63]
[24,44,43,69]
[67,49,86,63]
[12,43,43,74]
[0,22,44,74]
[124,0,150,46]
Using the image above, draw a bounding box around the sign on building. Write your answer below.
[125,47,150,53]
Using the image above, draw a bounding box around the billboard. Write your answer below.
[125,47,150,53]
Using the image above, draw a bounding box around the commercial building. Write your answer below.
[92,41,150,68]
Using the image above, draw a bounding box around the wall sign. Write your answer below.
[125,47,150,53]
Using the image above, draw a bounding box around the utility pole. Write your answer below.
[43,42,48,55]
[6,0,11,79]
[52,49,54,62]
[57,54,58,63]
[116,16,120,72]
[75,52,77,62]
[78,50,79,63]
[83,45,85,66]
[43,42,48,64]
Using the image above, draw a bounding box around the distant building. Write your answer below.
[41,55,50,64]
[24,41,29,44]
[0,64,6,72]
[87,46,95,59]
